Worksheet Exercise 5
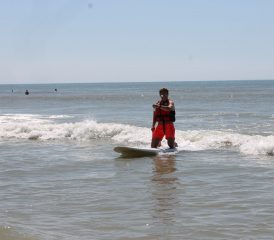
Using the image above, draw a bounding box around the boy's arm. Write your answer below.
[151,110,157,131]
[159,100,174,111]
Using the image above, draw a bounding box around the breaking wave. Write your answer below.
[1,114,274,156]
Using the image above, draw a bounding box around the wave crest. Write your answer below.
[1,114,274,156]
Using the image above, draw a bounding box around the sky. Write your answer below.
[0,0,274,84]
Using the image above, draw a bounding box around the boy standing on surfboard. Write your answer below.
[151,88,177,149]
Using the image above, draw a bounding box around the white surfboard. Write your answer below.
[114,146,178,157]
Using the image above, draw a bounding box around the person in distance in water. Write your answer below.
[151,88,177,149]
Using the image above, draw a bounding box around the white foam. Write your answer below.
[0,114,148,143]
[176,130,274,156]
[0,114,52,124]
[48,115,72,119]
[1,114,274,156]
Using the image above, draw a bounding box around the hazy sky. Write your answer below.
[1,0,274,84]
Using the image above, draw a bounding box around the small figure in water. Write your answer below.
[25,90,29,95]
[54,88,58,92]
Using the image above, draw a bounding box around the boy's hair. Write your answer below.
[159,88,169,95]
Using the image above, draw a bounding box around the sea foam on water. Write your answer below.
[1,114,274,156]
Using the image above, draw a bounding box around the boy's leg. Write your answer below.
[167,138,176,148]
[151,138,161,148]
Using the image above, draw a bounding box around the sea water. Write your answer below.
[1,81,274,240]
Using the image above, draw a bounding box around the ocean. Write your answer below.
[1,80,274,240]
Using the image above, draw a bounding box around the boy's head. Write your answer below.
[159,88,169,95]
[159,88,169,99]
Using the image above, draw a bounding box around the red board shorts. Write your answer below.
[152,123,175,140]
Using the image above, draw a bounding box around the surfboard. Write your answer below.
[114,146,178,157]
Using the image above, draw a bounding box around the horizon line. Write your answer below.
[1,79,274,85]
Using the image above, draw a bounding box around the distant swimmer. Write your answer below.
[54,88,58,92]
[25,90,29,95]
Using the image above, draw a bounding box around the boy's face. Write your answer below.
[160,91,168,101]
